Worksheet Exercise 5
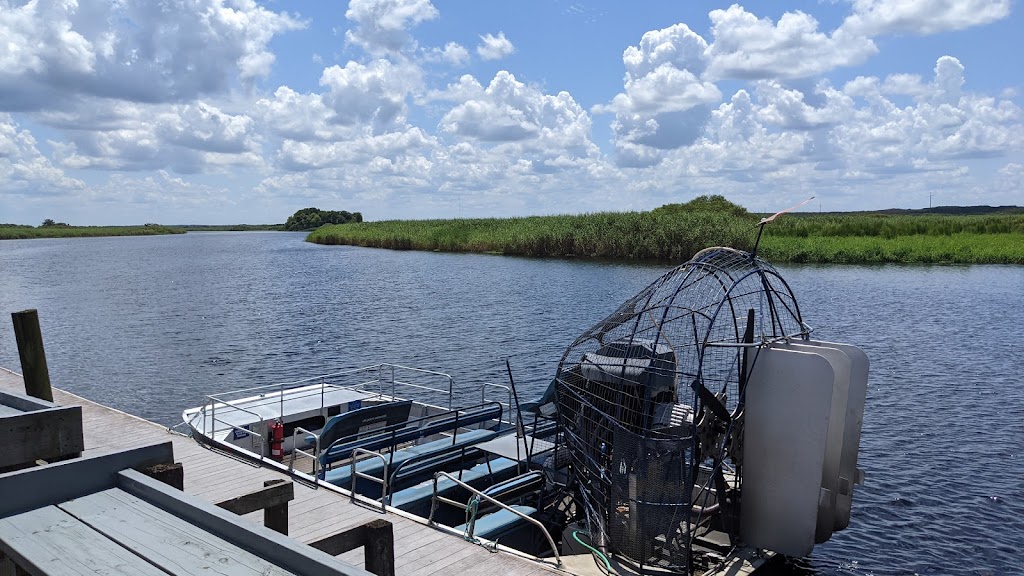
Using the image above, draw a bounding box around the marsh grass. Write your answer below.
[0,224,185,240]
[308,208,1024,265]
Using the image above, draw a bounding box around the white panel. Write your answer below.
[781,342,850,543]
[804,340,869,530]
[741,347,833,558]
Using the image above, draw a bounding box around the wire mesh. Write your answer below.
[552,247,807,572]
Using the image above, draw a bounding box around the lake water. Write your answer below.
[1,232,1022,575]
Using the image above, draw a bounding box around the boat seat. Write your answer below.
[304,400,413,449]
[454,505,537,540]
[319,402,503,469]
[388,457,520,512]
[321,428,497,488]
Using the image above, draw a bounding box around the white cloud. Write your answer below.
[842,0,1012,36]
[344,0,439,53]
[596,24,721,165]
[0,114,84,196]
[438,72,597,156]
[276,127,435,171]
[704,5,877,80]
[423,42,471,66]
[319,60,419,133]
[0,0,305,111]
[476,32,516,61]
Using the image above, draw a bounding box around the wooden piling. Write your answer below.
[11,310,53,402]
[363,519,395,576]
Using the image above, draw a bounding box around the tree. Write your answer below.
[284,207,363,231]
[41,219,56,227]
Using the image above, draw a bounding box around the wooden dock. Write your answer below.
[0,367,561,576]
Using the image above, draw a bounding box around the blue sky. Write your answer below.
[1,0,1021,225]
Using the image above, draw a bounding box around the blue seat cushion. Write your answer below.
[455,505,537,539]
[389,457,520,510]
[322,428,497,487]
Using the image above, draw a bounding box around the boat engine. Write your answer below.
[550,247,868,573]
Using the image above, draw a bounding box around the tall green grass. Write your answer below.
[309,211,757,261]
[0,224,185,240]
[309,207,1024,265]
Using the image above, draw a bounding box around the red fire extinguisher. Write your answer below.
[270,419,284,461]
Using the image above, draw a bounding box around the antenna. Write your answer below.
[752,196,815,258]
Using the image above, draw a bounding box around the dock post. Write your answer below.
[11,309,53,402]
[142,462,185,491]
[263,479,289,535]
[363,519,395,576]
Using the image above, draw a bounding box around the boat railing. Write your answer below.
[480,382,514,426]
[427,471,561,567]
[197,364,455,430]
[350,448,389,513]
[289,426,320,481]
[203,400,266,458]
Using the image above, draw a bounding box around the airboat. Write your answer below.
[182,245,868,575]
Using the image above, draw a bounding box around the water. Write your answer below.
[1,232,1022,575]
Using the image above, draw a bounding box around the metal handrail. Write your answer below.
[428,471,561,566]
[206,398,266,459]
[480,382,513,425]
[289,426,320,481]
[350,448,389,513]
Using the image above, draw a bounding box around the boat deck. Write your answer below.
[0,368,560,576]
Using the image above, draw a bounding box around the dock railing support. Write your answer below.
[309,518,395,576]
[11,310,53,402]
[216,478,295,535]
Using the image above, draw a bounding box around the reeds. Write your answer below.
[307,206,1024,265]
[0,225,185,240]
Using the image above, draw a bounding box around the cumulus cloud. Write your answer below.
[49,101,261,173]
[438,72,597,155]
[596,24,721,165]
[0,0,305,111]
[344,0,438,53]
[704,5,877,80]
[423,42,471,66]
[476,32,516,60]
[842,0,1012,36]
[319,60,419,133]
[0,114,84,196]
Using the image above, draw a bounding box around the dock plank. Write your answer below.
[0,505,166,576]
[59,489,296,576]
[0,368,558,576]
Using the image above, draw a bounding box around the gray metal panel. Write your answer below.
[804,340,869,530]
[780,342,851,543]
[741,347,833,558]
[0,505,166,576]
[59,489,295,576]
[117,469,374,576]
[0,442,174,518]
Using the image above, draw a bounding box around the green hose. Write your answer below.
[572,530,612,574]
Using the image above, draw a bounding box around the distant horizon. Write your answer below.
[4,202,1023,228]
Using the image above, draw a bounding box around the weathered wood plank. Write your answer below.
[216,479,294,516]
[0,405,84,469]
[0,505,166,576]
[0,442,173,517]
[117,469,373,576]
[59,489,296,576]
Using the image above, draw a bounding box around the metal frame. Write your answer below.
[350,448,389,513]
[427,471,560,567]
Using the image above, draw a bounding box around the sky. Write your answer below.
[0,0,1021,225]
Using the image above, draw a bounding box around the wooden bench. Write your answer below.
[0,442,371,576]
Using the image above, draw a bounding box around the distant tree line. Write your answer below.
[41,219,71,227]
[284,207,363,231]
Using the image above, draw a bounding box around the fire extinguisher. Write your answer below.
[270,419,284,461]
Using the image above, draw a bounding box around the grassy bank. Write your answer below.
[0,224,186,240]
[308,201,1024,265]
[171,224,284,232]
